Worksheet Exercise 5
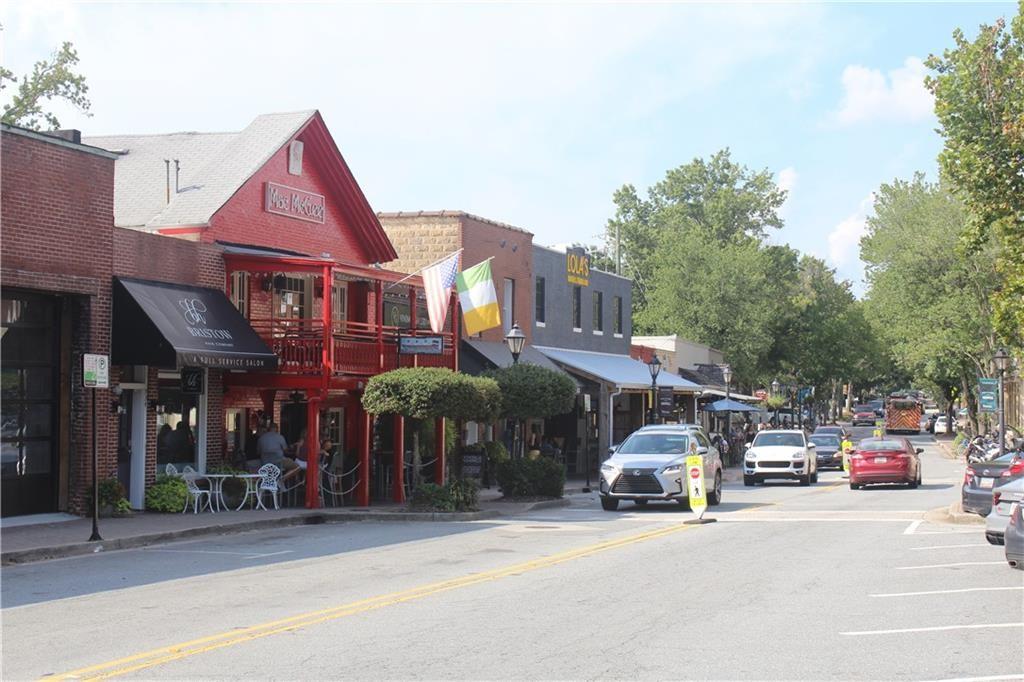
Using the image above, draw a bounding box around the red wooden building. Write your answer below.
[87,111,455,507]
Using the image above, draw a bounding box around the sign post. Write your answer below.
[979,378,998,413]
[684,453,715,525]
[83,353,109,543]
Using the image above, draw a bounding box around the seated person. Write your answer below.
[257,423,304,480]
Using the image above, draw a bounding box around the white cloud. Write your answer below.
[831,57,934,126]
[776,166,798,221]
[826,193,875,295]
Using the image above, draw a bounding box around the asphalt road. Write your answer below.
[3,425,1022,681]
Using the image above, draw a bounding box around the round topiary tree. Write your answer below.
[361,367,500,422]
[485,363,577,459]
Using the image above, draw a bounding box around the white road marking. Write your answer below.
[841,622,1024,636]
[144,548,293,559]
[242,550,294,559]
[904,520,923,535]
[909,543,992,551]
[896,561,1007,570]
[724,517,915,523]
[919,674,1024,682]
[871,586,1024,598]
[910,529,985,535]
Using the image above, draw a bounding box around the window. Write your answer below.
[592,291,603,333]
[230,272,249,317]
[332,281,347,323]
[156,372,199,469]
[572,286,581,330]
[613,296,623,335]
[503,278,515,331]
[274,275,307,320]
[535,276,545,325]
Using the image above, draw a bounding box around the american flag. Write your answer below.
[422,251,461,333]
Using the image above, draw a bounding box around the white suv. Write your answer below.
[743,429,818,486]
[599,425,723,511]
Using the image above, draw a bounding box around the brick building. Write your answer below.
[85,111,453,508]
[0,124,236,516]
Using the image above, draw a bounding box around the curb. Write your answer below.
[1,497,571,566]
[923,501,984,526]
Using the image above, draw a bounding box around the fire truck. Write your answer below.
[885,395,922,434]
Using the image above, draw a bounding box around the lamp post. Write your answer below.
[995,347,1010,457]
[505,322,527,458]
[722,364,733,466]
[647,354,662,425]
[771,378,781,428]
[505,322,525,365]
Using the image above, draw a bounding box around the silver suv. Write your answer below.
[599,424,723,511]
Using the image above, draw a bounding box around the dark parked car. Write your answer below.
[808,434,843,470]
[962,453,1024,516]
[813,425,848,440]
[1005,501,1024,570]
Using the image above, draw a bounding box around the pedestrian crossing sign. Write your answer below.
[686,455,706,517]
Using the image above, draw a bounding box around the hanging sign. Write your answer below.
[83,354,109,389]
[979,377,998,413]
[181,367,204,395]
[658,386,675,417]
[398,335,443,355]
[685,454,707,518]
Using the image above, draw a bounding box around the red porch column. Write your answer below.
[357,408,372,506]
[434,417,446,485]
[392,415,405,503]
[304,398,321,509]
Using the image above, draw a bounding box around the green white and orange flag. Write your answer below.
[456,259,501,335]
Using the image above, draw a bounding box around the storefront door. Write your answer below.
[116,391,134,501]
[1,291,60,517]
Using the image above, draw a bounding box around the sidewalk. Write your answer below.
[1,493,570,566]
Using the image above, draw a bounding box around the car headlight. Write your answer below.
[600,463,618,473]
[662,464,682,474]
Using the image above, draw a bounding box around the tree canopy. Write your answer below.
[926,3,1024,347]
[484,363,577,420]
[1,42,92,130]
[362,368,501,422]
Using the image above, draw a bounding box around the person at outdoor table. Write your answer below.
[258,423,303,477]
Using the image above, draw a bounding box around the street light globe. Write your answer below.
[722,364,732,386]
[995,347,1011,372]
[505,322,526,362]
[648,354,662,381]
[771,378,780,395]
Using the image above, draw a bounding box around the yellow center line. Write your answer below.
[45,519,700,681]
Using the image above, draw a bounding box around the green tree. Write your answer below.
[605,149,787,314]
[1,41,92,130]
[860,174,1000,430]
[926,3,1024,347]
[484,363,576,421]
[361,368,500,422]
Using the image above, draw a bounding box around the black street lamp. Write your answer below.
[647,354,662,425]
[995,347,1011,457]
[722,364,733,466]
[505,322,526,365]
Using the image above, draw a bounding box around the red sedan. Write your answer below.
[849,437,923,489]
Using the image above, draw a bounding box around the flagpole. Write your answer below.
[384,248,464,290]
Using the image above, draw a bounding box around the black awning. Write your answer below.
[113,277,278,371]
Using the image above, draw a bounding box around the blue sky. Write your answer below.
[2,1,1014,293]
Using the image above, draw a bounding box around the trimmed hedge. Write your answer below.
[362,368,501,422]
[485,363,576,420]
[495,457,565,498]
[408,479,479,512]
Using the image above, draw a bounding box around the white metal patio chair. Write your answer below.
[182,473,214,514]
[165,463,178,477]
[256,463,282,510]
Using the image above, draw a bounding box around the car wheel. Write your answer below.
[676,498,692,510]
[600,496,619,511]
[800,472,811,486]
[908,474,919,489]
[850,482,860,490]
[708,472,722,505]
[634,499,648,506]
[743,474,755,487]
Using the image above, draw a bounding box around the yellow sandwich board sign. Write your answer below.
[685,454,706,518]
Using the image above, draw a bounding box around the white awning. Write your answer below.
[699,388,759,401]
[535,346,702,392]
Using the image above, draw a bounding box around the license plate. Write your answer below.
[980,478,995,489]
[874,457,887,464]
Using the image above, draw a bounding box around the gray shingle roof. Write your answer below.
[85,111,315,229]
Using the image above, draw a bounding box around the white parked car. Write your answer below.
[743,429,818,486]
[933,416,951,434]
[985,477,1024,545]
[599,425,723,511]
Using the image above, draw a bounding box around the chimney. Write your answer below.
[52,129,82,144]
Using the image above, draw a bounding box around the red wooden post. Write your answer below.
[304,397,321,509]
[392,415,405,503]
[375,280,384,372]
[322,265,333,377]
[357,408,372,506]
[434,416,446,485]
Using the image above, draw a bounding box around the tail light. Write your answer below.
[1000,459,1024,479]
[1010,504,1020,527]
[963,468,975,485]
[993,491,1002,506]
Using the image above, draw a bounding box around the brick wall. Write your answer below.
[378,213,533,343]
[1,128,118,515]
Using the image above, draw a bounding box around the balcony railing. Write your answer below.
[247,318,456,376]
